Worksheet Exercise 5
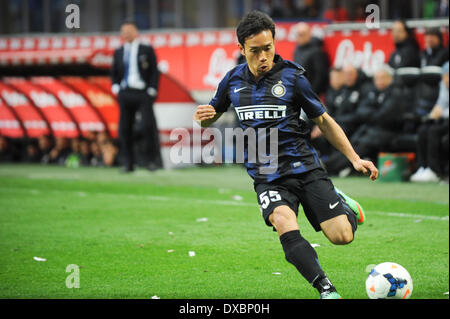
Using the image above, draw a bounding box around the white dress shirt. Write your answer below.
[121,39,146,90]
[112,39,157,97]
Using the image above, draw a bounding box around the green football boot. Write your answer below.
[314,276,342,299]
[320,291,342,299]
[335,187,366,224]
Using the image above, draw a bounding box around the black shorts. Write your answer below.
[254,167,348,232]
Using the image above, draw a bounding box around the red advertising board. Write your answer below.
[1,22,445,92]
[84,24,441,91]
[0,81,50,138]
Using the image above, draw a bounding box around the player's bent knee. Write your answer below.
[321,215,354,245]
[330,228,354,245]
[269,206,298,233]
[340,230,354,244]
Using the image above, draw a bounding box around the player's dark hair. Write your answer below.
[236,10,276,47]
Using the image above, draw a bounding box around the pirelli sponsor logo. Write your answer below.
[234,105,287,121]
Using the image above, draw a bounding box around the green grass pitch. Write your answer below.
[0,164,448,299]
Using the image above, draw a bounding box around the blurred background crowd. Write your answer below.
[0,0,448,34]
[0,132,119,168]
[0,0,449,182]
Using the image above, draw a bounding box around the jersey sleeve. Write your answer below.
[294,74,326,119]
[209,71,231,113]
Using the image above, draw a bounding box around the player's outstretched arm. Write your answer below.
[312,112,378,181]
[193,105,223,127]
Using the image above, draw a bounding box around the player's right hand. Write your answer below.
[193,105,216,122]
[352,158,379,181]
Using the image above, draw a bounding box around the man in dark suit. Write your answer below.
[293,22,330,96]
[111,21,162,172]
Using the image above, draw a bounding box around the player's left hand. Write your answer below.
[352,158,378,181]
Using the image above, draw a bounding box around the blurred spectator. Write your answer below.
[269,0,288,19]
[38,135,54,164]
[325,67,346,116]
[420,27,449,67]
[271,0,302,19]
[330,64,372,137]
[324,65,405,176]
[85,131,98,143]
[388,20,421,69]
[71,138,81,156]
[351,1,369,22]
[293,22,330,96]
[90,141,103,167]
[410,61,449,182]
[48,137,71,165]
[323,0,349,22]
[23,140,42,163]
[95,131,119,167]
[65,138,82,168]
[0,136,19,162]
[436,0,450,17]
[79,138,92,166]
[310,67,345,157]
[388,0,413,19]
[297,0,321,19]
[96,131,109,146]
[390,64,443,152]
[100,140,119,167]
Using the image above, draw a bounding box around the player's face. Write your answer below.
[239,30,275,80]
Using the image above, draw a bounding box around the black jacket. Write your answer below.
[356,84,405,131]
[420,45,449,67]
[329,70,372,136]
[388,38,421,69]
[111,43,159,92]
[293,38,330,95]
[324,87,344,116]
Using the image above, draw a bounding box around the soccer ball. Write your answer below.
[365,262,413,299]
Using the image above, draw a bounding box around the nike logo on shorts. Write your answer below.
[329,201,339,209]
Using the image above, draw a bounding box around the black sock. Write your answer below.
[279,230,326,285]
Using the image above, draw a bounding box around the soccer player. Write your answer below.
[193,11,378,299]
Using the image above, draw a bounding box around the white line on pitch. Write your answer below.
[369,211,449,221]
[1,187,448,221]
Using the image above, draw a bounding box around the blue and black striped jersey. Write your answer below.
[209,54,326,183]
